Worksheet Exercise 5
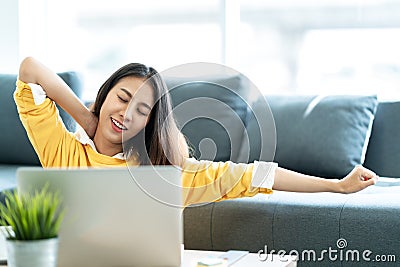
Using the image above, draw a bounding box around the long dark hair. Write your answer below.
[92,63,187,166]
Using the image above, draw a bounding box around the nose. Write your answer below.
[122,106,133,124]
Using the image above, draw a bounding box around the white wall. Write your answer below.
[0,0,19,73]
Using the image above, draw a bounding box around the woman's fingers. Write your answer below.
[359,166,377,180]
[341,165,378,193]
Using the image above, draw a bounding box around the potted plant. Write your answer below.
[0,185,64,267]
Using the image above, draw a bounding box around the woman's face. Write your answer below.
[94,76,155,155]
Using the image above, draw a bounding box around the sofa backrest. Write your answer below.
[364,101,400,178]
[0,72,82,165]
[166,75,250,162]
[167,74,396,179]
[245,95,378,178]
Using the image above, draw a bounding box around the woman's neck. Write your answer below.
[93,135,123,157]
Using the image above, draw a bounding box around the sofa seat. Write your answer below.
[183,179,400,266]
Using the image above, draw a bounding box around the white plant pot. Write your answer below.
[6,238,59,267]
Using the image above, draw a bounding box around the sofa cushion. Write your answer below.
[235,96,276,164]
[247,95,378,178]
[166,75,249,162]
[0,72,82,165]
[363,101,400,178]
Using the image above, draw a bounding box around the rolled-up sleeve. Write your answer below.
[252,161,277,189]
[181,158,275,206]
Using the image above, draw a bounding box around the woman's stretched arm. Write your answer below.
[18,57,97,137]
[273,165,377,194]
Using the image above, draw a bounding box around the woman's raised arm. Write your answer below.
[18,57,97,137]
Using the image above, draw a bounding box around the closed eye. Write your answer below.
[118,95,129,103]
[137,108,149,116]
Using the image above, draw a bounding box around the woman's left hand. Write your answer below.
[337,165,378,193]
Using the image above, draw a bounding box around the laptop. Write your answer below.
[17,166,183,267]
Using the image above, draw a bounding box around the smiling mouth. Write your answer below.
[111,118,128,131]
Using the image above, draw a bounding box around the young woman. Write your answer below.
[15,57,378,206]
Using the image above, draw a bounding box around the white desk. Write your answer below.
[0,250,297,267]
[183,250,297,267]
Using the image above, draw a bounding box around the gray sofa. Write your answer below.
[1,72,400,266]
[166,75,400,267]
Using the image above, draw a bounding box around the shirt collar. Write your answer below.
[74,126,125,160]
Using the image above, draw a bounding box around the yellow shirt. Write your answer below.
[14,80,273,205]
